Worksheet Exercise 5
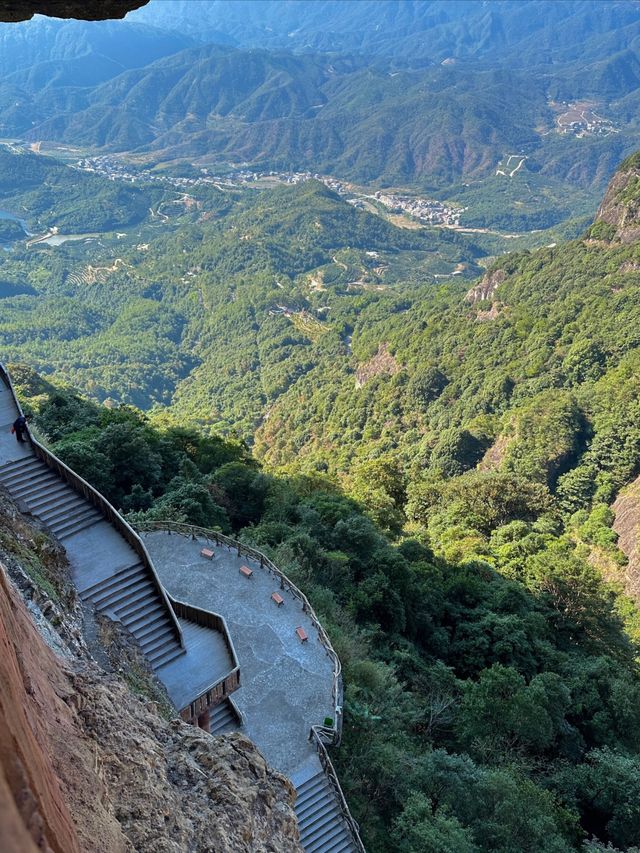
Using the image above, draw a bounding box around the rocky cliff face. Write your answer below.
[465,268,507,304]
[0,493,301,852]
[593,152,640,244]
[0,1,148,22]
[612,476,640,602]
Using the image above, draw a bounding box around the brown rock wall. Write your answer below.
[594,167,640,244]
[0,498,301,852]
[0,564,81,853]
[612,477,640,600]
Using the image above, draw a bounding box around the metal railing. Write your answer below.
[0,363,184,653]
[135,520,365,852]
[135,519,344,741]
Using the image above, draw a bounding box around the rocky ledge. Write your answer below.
[0,493,301,852]
[593,152,640,244]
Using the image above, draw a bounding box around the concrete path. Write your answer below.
[157,618,233,709]
[0,375,232,701]
[143,530,335,777]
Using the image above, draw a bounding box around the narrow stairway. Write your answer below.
[295,769,359,853]
[0,379,185,673]
[208,698,240,735]
[79,563,185,669]
[0,456,103,540]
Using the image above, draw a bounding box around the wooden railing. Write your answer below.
[169,594,241,720]
[0,363,184,653]
[309,728,366,852]
[135,520,365,851]
[135,520,344,739]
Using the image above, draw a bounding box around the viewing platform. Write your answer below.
[0,362,364,852]
[142,524,364,851]
[142,527,335,776]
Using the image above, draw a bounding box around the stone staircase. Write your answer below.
[0,377,186,674]
[295,768,359,853]
[208,697,240,735]
[79,562,185,669]
[0,374,364,851]
[0,456,103,540]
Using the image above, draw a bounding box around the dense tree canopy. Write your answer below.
[14,369,640,853]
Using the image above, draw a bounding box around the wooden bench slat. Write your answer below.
[295,626,308,642]
[200,548,215,559]
[239,565,253,578]
[271,592,284,606]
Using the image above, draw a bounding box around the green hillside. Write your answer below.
[0,40,635,216]
[0,145,152,232]
[252,156,640,514]
[0,171,480,412]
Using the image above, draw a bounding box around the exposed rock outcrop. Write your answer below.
[612,476,640,600]
[478,434,510,472]
[355,342,399,387]
[594,152,640,244]
[465,268,507,304]
[0,1,148,21]
[0,497,301,852]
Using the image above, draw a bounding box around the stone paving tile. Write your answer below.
[143,530,335,777]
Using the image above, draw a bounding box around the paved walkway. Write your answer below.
[157,618,233,709]
[0,379,232,705]
[143,530,335,777]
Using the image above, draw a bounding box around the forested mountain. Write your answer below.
[129,0,640,71]
[3,39,635,198]
[12,153,640,851]
[252,153,640,511]
[0,1,637,230]
[0,146,481,410]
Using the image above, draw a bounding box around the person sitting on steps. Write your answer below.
[11,414,28,444]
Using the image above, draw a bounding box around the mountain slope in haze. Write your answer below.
[7,41,636,200]
[128,0,640,71]
[0,17,193,138]
[2,5,639,214]
[0,16,192,78]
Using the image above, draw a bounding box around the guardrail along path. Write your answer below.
[0,368,234,707]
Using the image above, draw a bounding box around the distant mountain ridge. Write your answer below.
[0,17,192,78]
[1,2,640,226]
[127,0,640,70]
[2,40,636,198]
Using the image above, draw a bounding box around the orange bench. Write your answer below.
[239,565,253,579]
[200,548,215,560]
[271,592,284,607]
[295,626,308,643]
